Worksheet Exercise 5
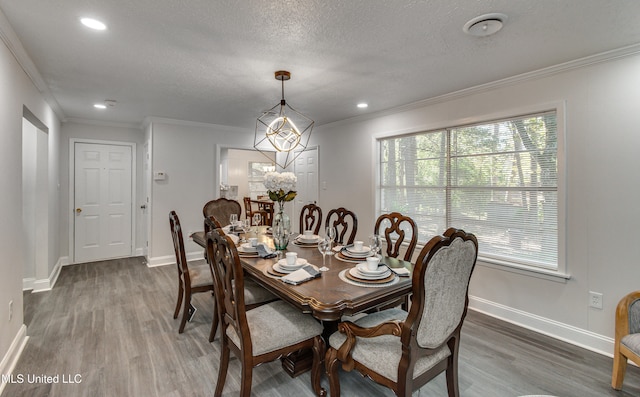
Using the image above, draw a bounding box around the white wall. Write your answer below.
[58,121,145,261]
[0,24,61,383]
[147,120,255,266]
[315,52,640,353]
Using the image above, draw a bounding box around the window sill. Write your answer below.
[477,256,570,283]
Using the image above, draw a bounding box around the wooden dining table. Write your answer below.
[192,226,413,376]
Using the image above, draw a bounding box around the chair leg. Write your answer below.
[325,347,341,397]
[445,352,460,397]
[173,281,184,319]
[239,358,253,397]
[311,336,327,397]
[178,290,191,333]
[612,346,628,390]
[214,338,230,397]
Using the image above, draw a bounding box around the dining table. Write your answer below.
[191,226,413,376]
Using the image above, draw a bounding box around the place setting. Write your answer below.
[339,256,399,288]
[265,252,321,285]
[336,239,377,263]
[293,230,321,247]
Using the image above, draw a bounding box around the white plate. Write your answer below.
[277,258,308,270]
[341,248,374,259]
[348,267,391,280]
[239,243,257,253]
[298,235,320,243]
[356,263,388,276]
[346,245,371,255]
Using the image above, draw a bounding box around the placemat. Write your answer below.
[338,269,399,288]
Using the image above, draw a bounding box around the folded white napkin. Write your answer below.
[281,265,321,285]
[389,267,411,277]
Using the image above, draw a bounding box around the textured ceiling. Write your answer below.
[1,0,640,128]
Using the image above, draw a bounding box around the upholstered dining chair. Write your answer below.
[206,228,325,397]
[612,290,640,390]
[374,211,419,262]
[169,210,214,334]
[203,216,277,342]
[300,203,323,234]
[325,228,478,397]
[325,207,358,245]
[202,198,241,227]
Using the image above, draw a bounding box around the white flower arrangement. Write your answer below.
[263,171,297,202]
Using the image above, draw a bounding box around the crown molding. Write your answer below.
[144,116,253,133]
[0,8,66,122]
[322,43,640,129]
[64,117,143,130]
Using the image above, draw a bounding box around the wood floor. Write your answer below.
[4,257,640,397]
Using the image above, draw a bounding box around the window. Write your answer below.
[378,110,559,271]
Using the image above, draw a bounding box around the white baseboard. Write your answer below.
[146,251,204,268]
[22,256,68,293]
[0,324,29,396]
[469,295,614,357]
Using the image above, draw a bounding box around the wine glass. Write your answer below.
[317,237,333,268]
[325,226,336,245]
[369,234,381,258]
[229,213,238,231]
[252,213,262,233]
[240,218,250,242]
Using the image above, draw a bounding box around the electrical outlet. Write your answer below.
[9,300,13,321]
[589,291,603,309]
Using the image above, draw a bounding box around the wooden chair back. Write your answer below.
[325,207,358,245]
[169,210,188,284]
[299,203,323,234]
[374,212,418,262]
[202,198,241,227]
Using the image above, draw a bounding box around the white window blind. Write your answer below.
[378,111,558,270]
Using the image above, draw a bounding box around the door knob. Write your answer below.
[75,208,82,213]
[140,204,147,209]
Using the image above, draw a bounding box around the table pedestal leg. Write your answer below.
[280,320,339,377]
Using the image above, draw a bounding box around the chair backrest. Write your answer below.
[325,207,358,245]
[169,210,189,283]
[299,203,323,234]
[202,198,241,227]
[403,228,478,351]
[206,228,253,354]
[374,212,418,262]
[204,215,224,233]
[243,197,253,218]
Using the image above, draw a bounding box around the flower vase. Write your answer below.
[273,201,290,250]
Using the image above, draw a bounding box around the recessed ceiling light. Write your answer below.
[80,17,107,31]
[94,103,107,109]
[357,103,368,109]
[463,13,507,37]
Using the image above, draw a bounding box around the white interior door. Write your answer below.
[293,147,319,232]
[74,142,133,263]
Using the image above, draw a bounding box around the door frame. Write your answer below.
[69,138,137,263]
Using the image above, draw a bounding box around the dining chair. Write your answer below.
[169,210,214,334]
[203,217,278,342]
[325,228,478,397]
[325,207,358,245]
[374,211,419,262]
[299,203,323,234]
[612,290,640,390]
[202,198,241,227]
[206,228,326,397]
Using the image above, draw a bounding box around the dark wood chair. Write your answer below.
[203,216,277,342]
[299,203,323,234]
[206,228,325,397]
[202,198,241,227]
[374,212,419,262]
[169,210,214,334]
[325,207,358,245]
[612,291,640,390]
[243,197,270,226]
[325,228,478,397]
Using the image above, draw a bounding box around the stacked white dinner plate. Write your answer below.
[273,258,308,273]
[342,244,374,259]
[297,234,320,244]
[349,263,391,280]
[238,243,258,253]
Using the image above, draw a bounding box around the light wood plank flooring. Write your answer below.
[3,257,640,397]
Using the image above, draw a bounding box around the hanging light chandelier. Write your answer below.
[254,70,314,169]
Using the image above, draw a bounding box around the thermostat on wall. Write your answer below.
[153,171,167,181]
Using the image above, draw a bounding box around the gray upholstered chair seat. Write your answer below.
[329,308,450,382]
[187,260,214,288]
[621,333,640,354]
[227,300,323,356]
[243,278,277,305]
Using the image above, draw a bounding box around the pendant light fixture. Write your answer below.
[254,70,314,169]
